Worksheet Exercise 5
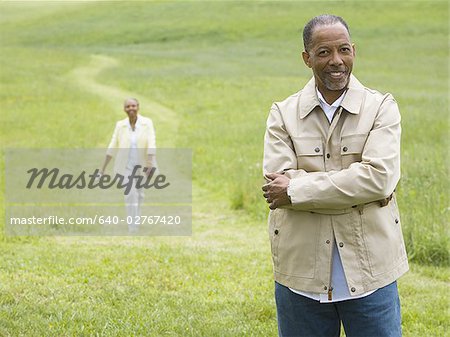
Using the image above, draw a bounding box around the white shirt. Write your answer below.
[316,88,345,123]
[288,88,376,303]
[126,116,141,170]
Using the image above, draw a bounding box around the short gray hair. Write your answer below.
[303,14,350,51]
[123,97,139,106]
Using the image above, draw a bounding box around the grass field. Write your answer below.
[0,1,448,336]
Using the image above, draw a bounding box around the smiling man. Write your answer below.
[262,15,408,337]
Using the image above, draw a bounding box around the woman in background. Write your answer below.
[100,97,156,233]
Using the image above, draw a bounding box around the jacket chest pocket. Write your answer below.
[291,136,324,172]
[340,134,367,169]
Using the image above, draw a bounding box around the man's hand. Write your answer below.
[262,173,291,210]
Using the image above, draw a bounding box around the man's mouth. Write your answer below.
[328,71,346,79]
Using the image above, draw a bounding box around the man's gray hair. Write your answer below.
[303,14,350,51]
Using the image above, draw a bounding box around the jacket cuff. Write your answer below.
[288,177,314,208]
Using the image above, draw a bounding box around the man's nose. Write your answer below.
[329,50,343,66]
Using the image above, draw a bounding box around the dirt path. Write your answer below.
[69,54,179,147]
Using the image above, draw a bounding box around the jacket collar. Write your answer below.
[121,114,143,128]
[298,74,365,119]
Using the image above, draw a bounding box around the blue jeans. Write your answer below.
[275,281,402,337]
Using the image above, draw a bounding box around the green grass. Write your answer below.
[0,205,448,336]
[0,1,448,336]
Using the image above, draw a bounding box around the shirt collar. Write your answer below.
[298,74,365,119]
[316,87,346,110]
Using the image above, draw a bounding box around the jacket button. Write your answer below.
[274,229,279,235]
[339,242,344,248]
[395,219,399,224]
[314,147,320,153]
[351,287,356,292]
[326,240,330,244]
[343,146,348,152]
[324,286,328,290]
[326,153,330,159]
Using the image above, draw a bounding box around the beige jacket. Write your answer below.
[263,75,408,296]
[106,115,156,175]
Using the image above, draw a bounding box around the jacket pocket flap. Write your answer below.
[341,134,367,155]
[292,136,323,156]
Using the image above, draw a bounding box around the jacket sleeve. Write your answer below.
[263,103,309,180]
[106,122,120,157]
[289,94,401,210]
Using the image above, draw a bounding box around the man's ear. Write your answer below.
[302,51,311,68]
[352,43,356,58]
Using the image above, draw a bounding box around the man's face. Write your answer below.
[302,23,355,95]
[124,99,139,118]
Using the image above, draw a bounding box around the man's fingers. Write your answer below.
[265,172,284,183]
[263,172,285,191]
[266,172,282,180]
[264,173,275,181]
[263,172,287,208]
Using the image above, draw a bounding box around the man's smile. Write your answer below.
[326,69,347,79]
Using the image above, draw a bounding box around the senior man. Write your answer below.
[262,15,408,337]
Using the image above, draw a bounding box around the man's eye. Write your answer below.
[318,50,329,56]
[341,47,351,52]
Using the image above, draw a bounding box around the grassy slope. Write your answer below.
[0,1,448,336]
